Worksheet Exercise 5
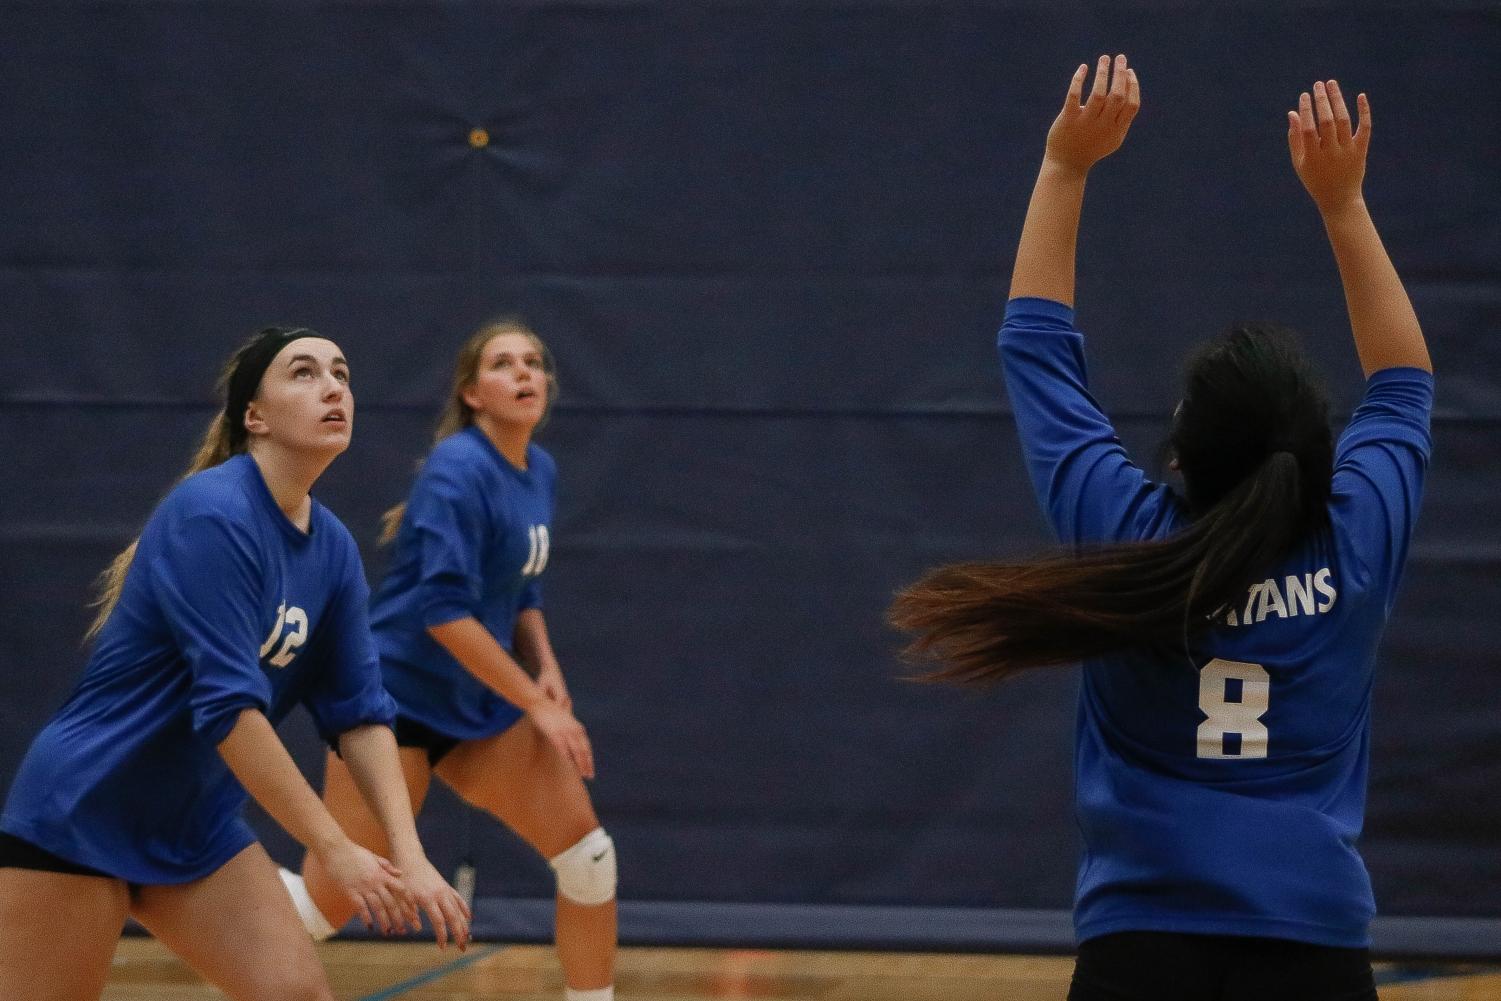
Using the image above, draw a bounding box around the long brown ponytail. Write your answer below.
[889,322,1334,683]
[85,326,314,640]
[379,318,558,545]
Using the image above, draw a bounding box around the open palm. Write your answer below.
[1287,79,1370,213]
[1045,54,1140,173]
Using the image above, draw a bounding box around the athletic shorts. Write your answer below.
[1068,931,1377,1001]
[394,715,464,766]
[0,831,115,880]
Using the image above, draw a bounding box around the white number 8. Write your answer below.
[1196,658,1269,759]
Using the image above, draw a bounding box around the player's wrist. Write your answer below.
[309,829,354,863]
[1039,153,1092,182]
[1317,193,1368,223]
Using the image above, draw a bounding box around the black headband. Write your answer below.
[225,326,320,450]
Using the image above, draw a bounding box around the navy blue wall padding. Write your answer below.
[3,3,1500,950]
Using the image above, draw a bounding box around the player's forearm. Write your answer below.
[1320,199,1431,376]
[1009,158,1089,307]
[428,616,544,711]
[337,724,425,865]
[513,608,560,675]
[217,708,348,857]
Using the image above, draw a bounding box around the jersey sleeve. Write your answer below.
[299,536,397,747]
[1329,366,1435,609]
[144,510,273,746]
[998,297,1181,546]
[519,578,543,611]
[407,457,487,628]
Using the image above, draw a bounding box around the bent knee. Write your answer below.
[549,827,616,906]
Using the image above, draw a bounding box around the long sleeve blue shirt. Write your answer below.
[999,297,1433,948]
[2,454,396,884]
[370,427,556,740]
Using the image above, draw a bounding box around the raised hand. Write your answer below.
[1287,79,1369,214]
[1045,54,1141,175]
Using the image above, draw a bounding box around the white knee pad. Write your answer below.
[548,827,616,907]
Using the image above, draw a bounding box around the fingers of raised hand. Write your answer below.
[1313,81,1337,143]
[1086,54,1111,112]
[1355,91,1371,149]
[1119,68,1140,125]
[1063,62,1087,114]
[1107,55,1129,108]
[1298,91,1317,146]
[1286,109,1305,160]
[1327,79,1353,144]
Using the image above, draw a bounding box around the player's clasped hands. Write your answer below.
[317,838,417,939]
[1045,53,1140,175]
[1287,79,1369,214]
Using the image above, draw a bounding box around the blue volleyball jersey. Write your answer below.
[370,427,556,740]
[0,454,396,885]
[998,297,1433,948]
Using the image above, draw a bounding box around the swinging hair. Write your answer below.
[889,323,1334,683]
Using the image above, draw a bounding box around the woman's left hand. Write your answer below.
[396,853,473,952]
[536,664,572,711]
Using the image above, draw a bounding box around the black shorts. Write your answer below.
[1069,931,1377,1001]
[394,715,463,766]
[0,831,114,880]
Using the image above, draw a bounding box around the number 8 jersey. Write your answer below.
[998,298,1434,949]
[369,426,557,741]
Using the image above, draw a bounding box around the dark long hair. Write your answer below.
[888,323,1333,684]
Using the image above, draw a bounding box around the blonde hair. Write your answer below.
[85,327,305,640]
[379,318,558,545]
[86,406,239,641]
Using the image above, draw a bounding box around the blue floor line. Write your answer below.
[354,944,506,1001]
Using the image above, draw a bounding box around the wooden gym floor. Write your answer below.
[102,938,1501,1000]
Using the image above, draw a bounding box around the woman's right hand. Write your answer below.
[527,698,596,780]
[1287,79,1370,215]
[1044,54,1140,175]
[315,838,416,936]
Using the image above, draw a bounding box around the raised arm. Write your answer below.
[1287,80,1431,376]
[1010,55,1140,305]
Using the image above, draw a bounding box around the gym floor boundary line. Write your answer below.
[354,944,506,1001]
